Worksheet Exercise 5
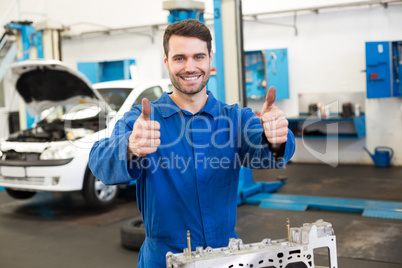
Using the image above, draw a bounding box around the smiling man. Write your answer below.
[89,19,295,267]
[165,36,210,94]
[163,21,213,114]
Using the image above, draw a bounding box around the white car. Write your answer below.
[0,59,172,208]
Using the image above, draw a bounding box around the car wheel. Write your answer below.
[121,217,146,251]
[5,188,36,199]
[82,170,119,208]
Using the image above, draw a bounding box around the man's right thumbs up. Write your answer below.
[260,87,288,145]
[140,98,151,120]
[128,98,161,158]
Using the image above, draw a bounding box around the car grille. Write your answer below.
[0,176,45,185]
[3,151,41,161]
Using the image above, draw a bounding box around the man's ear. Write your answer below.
[209,50,213,65]
[163,54,168,68]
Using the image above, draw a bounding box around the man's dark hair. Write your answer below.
[163,19,212,57]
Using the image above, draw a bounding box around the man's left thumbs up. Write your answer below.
[260,86,289,145]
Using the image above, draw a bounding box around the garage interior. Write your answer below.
[1,164,402,267]
[1,0,402,267]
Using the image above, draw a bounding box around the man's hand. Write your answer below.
[128,98,161,158]
[260,86,288,145]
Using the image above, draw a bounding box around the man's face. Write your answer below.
[164,35,213,96]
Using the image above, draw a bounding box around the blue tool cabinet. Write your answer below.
[244,49,289,100]
[265,48,289,100]
[245,51,266,99]
[366,41,402,98]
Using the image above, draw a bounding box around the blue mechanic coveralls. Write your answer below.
[89,91,295,267]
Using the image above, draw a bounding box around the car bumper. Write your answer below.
[0,153,88,192]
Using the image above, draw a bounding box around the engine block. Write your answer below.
[166,219,337,268]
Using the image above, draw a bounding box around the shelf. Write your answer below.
[288,115,366,139]
[294,134,362,139]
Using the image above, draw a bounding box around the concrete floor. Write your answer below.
[0,163,401,268]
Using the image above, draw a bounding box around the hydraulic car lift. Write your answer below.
[237,167,286,206]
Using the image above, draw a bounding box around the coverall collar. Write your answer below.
[160,90,219,118]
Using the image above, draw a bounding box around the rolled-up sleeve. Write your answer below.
[89,107,144,185]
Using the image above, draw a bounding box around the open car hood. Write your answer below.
[5,59,108,116]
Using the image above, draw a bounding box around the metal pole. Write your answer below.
[236,0,246,108]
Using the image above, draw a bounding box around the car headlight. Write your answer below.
[40,143,77,160]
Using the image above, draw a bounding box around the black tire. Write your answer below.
[82,170,119,208]
[5,188,36,199]
[121,217,146,251]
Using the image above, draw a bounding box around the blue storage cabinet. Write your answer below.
[391,41,402,97]
[77,59,136,83]
[245,51,266,99]
[366,41,402,98]
[265,48,289,100]
[244,49,289,100]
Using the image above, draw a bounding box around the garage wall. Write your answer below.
[1,0,402,166]
[62,33,165,81]
[241,3,402,166]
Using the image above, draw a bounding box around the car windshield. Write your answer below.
[97,87,132,111]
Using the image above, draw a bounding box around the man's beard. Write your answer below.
[169,71,210,95]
